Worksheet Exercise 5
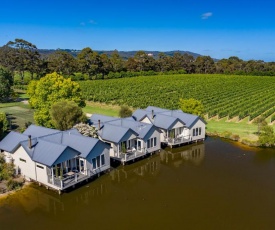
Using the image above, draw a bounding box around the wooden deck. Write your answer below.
[111,150,151,165]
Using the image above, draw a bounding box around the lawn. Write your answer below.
[0,102,34,131]
[83,101,120,117]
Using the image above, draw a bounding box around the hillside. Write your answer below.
[38,49,202,60]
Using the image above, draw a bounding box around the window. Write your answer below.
[193,129,195,136]
[96,156,100,168]
[147,137,157,149]
[92,158,96,168]
[199,127,202,135]
[37,165,44,169]
[147,140,150,148]
[101,154,105,166]
[196,128,198,136]
[19,158,26,163]
[93,154,105,169]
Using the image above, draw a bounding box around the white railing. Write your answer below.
[165,135,191,145]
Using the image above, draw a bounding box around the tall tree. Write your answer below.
[0,112,8,138]
[27,72,85,127]
[110,50,125,72]
[195,56,216,74]
[0,67,13,102]
[6,39,40,81]
[76,47,101,79]
[48,51,76,76]
[100,54,111,79]
[50,101,86,130]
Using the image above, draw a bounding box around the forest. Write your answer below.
[1,38,275,86]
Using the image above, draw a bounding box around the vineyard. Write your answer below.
[78,74,275,122]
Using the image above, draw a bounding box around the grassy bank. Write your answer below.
[2,100,275,147]
[0,102,34,131]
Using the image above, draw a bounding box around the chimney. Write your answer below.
[151,110,154,119]
[98,120,101,130]
[28,135,32,149]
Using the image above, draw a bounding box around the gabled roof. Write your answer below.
[40,132,102,158]
[0,124,109,166]
[133,106,205,129]
[107,118,158,139]
[97,123,138,144]
[0,131,28,153]
[21,138,79,167]
[23,124,60,138]
[89,114,120,126]
[90,114,159,142]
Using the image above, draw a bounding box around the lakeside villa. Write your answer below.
[0,106,205,193]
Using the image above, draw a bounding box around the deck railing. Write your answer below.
[165,135,191,145]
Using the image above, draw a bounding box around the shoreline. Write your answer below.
[206,132,260,148]
[0,181,32,201]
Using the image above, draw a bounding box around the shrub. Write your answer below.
[6,179,23,191]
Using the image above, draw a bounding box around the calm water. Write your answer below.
[1,137,275,230]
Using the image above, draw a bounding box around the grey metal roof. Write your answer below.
[21,139,79,167]
[140,106,204,129]
[23,125,60,138]
[107,118,156,139]
[145,106,170,113]
[89,114,120,127]
[40,132,101,158]
[98,123,138,143]
[132,109,149,121]
[0,131,28,153]
[161,110,203,128]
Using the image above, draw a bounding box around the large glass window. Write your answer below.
[92,158,96,168]
[101,154,105,166]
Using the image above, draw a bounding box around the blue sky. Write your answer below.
[1,0,275,61]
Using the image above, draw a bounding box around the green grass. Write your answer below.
[206,118,259,141]
[83,101,120,117]
[0,102,34,131]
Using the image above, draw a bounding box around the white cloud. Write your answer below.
[201,12,213,19]
[89,20,97,25]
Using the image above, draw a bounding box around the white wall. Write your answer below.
[12,146,36,181]
[190,119,206,141]
[141,116,152,124]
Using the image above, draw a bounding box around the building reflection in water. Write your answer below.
[0,144,204,218]
[160,143,205,167]
[110,156,160,183]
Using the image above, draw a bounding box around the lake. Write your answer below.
[1,137,275,230]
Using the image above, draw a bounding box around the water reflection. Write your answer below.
[110,156,160,183]
[160,143,205,167]
[2,138,275,230]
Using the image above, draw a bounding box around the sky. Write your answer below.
[1,0,275,61]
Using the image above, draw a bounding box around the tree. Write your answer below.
[73,123,98,138]
[27,72,85,127]
[100,54,111,79]
[110,50,125,72]
[119,105,132,118]
[76,47,101,79]
[50,101,86,130]
[6,38,40,81]
[253,116,267,134]
[0,67,13,102]
[0,113,8,138]
[258,125,275,147]
[48,51,76,76]
[195,56,216,73]
[179,98,205,117]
